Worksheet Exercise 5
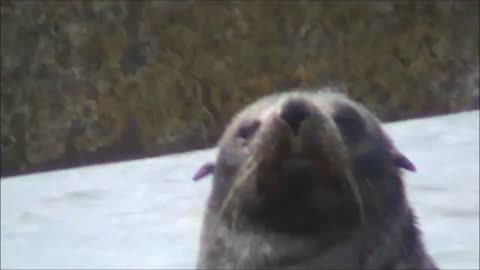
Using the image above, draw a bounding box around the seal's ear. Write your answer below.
[193,162,216,181]
[392,149,416,172]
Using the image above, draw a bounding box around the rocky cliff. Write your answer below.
[1,1,478,177]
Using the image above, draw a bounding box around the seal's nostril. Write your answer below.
[280,99,310,134]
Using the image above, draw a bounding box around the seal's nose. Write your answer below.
[280,99,311,134]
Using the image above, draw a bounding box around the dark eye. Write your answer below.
[333,104,365,143]
[236,120,261,140]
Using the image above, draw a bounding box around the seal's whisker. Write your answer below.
[345,170,366,224]
[219,154,261,216]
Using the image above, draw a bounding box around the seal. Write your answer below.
[193,90,438,269]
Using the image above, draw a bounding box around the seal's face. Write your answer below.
[195,91,415,234]
[194,91,438,270]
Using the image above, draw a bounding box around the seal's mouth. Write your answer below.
[263,99,341,162]
[248,98,346,194]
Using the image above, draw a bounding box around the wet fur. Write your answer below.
[195,90,438,269]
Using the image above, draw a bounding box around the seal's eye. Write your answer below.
[333,104,365,143]
[236,120,261,140]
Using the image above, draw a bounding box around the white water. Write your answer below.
[1,111,479,269]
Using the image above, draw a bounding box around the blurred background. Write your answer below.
[1,0,479,178]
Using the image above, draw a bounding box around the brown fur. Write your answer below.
[194,90,438,269]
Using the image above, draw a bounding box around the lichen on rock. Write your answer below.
[1,1,478,177]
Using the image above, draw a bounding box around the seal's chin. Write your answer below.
[249,150,361,235]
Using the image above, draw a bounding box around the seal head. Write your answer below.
[194,90,436,269]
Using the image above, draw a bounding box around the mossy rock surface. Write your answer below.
[1,1,478,177]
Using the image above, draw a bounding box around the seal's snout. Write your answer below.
[280,99,311,134]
